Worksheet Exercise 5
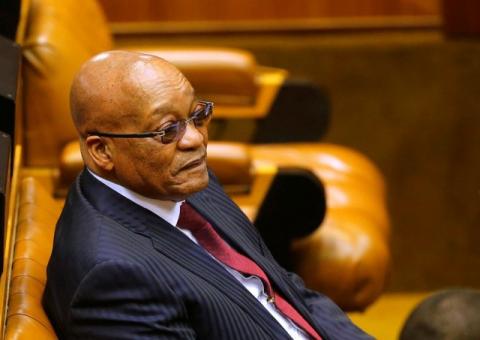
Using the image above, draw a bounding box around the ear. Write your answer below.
[85,136,114,171]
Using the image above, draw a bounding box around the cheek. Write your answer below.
[143,153,175,182]
[118,145,172,187]
[117,143,208,199]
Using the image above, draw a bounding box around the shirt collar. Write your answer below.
[87,169,182,226]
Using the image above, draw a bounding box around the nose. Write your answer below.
[177,121,205,149]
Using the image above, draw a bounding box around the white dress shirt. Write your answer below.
[89,170,308,339]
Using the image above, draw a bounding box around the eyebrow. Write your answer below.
[150,96,199,118]
[150,104,176,117]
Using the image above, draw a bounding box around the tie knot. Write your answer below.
[178,202,208,232]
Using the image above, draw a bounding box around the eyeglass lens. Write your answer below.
[161,102,212,144]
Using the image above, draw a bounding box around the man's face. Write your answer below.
[107,62,209,201]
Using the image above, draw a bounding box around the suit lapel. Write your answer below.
[79,170,290,339]
[146,224,290,339]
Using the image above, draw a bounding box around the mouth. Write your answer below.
[178,155,206,172]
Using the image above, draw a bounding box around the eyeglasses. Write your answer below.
[86,100,213,144]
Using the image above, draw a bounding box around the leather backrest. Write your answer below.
[22,0,112,166]
[140,47,258,106]
[20,0,261,167]
[5,177,62,339]
[20,0,263,167]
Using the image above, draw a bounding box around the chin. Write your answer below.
[170,172,209,201]
[188,172,210,194]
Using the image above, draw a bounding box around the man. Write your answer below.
[43,50,371,339]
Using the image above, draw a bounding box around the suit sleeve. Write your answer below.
[68,260,196,339]
[259,238,373,339]
[208,168,371,338]
[283,270,373,339]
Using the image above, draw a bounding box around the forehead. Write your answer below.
[124,60,194,115]
[127,59,191,93]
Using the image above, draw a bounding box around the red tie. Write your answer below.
[178,202,322,340]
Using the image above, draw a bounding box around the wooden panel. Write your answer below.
[442,0,480,37]
[98,0,440,23]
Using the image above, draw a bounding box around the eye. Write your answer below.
[157,118,177,130]
[193,114,206,127]
[161,122,181,143]
[191,105,210,127]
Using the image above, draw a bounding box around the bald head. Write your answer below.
[70,50,209,200]
[70,50,190,136]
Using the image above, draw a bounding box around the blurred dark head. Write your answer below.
[400,289,480,340]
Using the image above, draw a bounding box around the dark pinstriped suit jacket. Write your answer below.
[43,169,372,339]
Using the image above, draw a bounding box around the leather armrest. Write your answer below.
[205,141,253,188]
[56,140,255,196]
[56,140,84,197]
[55,139,276,222]
[251,143,391,311]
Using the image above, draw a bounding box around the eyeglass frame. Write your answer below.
[85,100,214,144]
